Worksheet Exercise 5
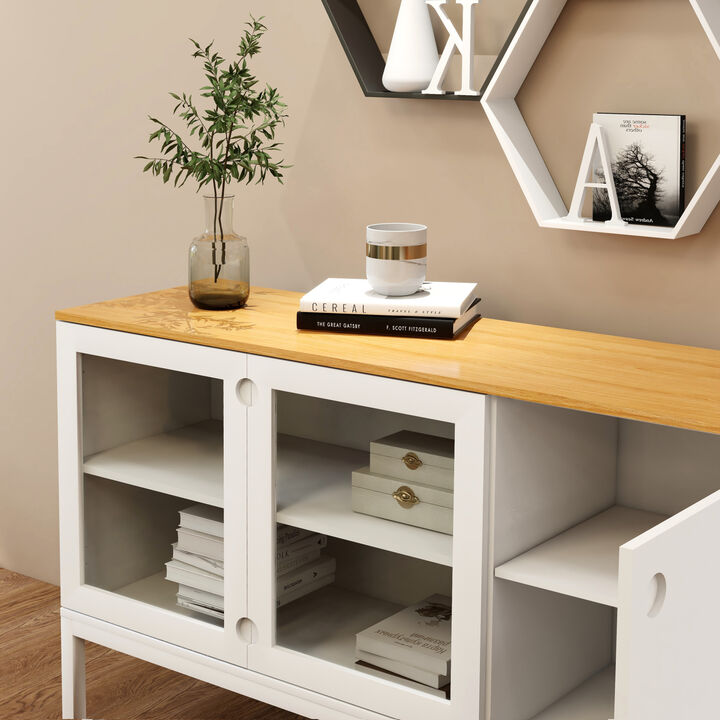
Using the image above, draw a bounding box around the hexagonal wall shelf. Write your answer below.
[321,0,531,101]
[482,0,720,238]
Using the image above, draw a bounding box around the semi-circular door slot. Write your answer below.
[648,573,667,618]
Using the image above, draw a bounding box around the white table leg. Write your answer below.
[61,616,86,719]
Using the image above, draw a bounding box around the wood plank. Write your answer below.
[495,506,667,607]
[56,286,720,434]
[0,570,300,719]
[531,666,615,720]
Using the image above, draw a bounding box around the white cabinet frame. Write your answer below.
[245,355,489,720]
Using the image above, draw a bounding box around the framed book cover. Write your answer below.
[592,113,686,227]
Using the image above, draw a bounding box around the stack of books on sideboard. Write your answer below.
[166,504,225,619]
[297,279,481,339]
[356,595,452,696]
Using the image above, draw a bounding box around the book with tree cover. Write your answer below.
[592,113,685,227]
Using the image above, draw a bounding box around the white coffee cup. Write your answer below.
[366,223,427,296]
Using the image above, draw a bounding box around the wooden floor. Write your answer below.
[0,568,303,719]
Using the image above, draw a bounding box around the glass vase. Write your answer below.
[189,195,250,310]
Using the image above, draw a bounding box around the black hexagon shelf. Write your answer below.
[321,0,531,101]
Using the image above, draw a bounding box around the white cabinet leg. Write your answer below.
[61,617,86,720]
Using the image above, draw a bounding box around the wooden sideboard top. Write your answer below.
[56,286,720,434]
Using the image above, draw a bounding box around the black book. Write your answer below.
[592,113,686,227]
[297,299,481,339]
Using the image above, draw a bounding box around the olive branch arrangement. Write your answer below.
[137,16,288,282]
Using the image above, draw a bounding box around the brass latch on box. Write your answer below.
[392,486,420,509]
[402,452,423,470]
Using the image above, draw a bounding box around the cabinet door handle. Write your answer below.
[393,486,420,509]
[402,452,423,470]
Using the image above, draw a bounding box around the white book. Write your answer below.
[299,279,479,319]
[276,524,315,547]
[355,659,448,698]
[276,548,321,575]
[355,649,450,689]
[356,595,452,676]
[166,559,223,596]
[277,574,334,608]
[276,534,327,563]
[177,596,224,620]
[179,504,224,538]
[176,527,223,561]
[277,554,336,595]
[177,584,224,611]
[172,543,224,576]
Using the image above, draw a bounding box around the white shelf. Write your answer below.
[84,420,223,507]
[277,585,447,699]
[495,506,666,606]
[114,571,222,627]
[277,435,453,566]
[531,666,615,720]
[481,0,720,239]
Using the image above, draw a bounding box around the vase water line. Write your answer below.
[382,0,439,93]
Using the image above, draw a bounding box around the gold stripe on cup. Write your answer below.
[366,243,427,261]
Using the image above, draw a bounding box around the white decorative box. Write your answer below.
[351,467,453,535]
[369,430,454,490]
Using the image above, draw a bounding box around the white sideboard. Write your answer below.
[56,288,720,720]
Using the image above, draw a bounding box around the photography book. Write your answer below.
[297,298,481,339]
[277,554,336,596]
[176,527,223,561]
[299,279,479,318]
[172,542,224,576]
[592,113,686,227]
[178,504,224,538]
[355,661,449,698]
[356,595,452,676]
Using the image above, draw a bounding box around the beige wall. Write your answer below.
[2,0,720,584]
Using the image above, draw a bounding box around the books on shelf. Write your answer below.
[166,559,223,596]
[168,503,224,620]
[179,503,224,537]
[356,594,452,686]
[592,113,686,228]
[172,542,224,576]
[276,524,335,608]
[176,527,223,561]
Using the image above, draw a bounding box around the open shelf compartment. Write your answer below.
[81,354,223,505]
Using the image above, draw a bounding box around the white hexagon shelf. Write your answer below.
[481,0,720,239]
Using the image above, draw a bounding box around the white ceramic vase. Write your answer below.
[382,0,439,93]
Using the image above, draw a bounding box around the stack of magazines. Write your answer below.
[165,504,224,620]
[297,279,481,339]
[276,525,335,608]
[355,595,452,695]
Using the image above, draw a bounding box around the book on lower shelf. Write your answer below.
[276,524,335,608]
[167,503,224,620]
[355,594,452,688]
